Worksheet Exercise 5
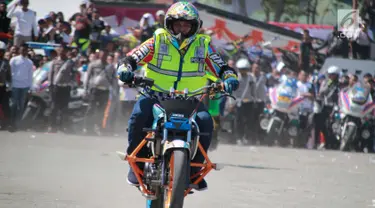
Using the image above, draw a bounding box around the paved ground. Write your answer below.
[1,131,375,208]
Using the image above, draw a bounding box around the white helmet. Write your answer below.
[0,41,6,50]
[235,58,250,70]
[327,65,340,74]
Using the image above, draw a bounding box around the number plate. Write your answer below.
[278,96,291,102]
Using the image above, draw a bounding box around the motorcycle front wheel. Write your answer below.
[163,149,189,208]
[340,124,357,151]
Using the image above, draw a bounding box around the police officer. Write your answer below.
[314,66,340,149]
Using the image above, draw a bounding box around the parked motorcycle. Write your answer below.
[265,78,305,146]
[116,77,231,208]
[22,62,87,131]
[336,84,375,152]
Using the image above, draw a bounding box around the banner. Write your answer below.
[93,1,307,54]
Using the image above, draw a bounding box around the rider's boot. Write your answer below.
[126,96,156,186]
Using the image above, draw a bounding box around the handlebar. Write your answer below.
[128,76,235,100]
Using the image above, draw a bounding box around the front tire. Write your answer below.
[164,149,189,208]
[340,124,356,151]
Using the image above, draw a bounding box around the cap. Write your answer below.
[142,13,152,19]
[156,10,165,16]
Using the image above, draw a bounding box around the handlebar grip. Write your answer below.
[133,76,155,87]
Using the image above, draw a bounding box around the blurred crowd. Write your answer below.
[0,0,374,144]
[0,0,167,134]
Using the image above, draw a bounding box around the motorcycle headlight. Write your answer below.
[287,126,298,137]
[361,130,370,139]
[332,122,340,131]
[260,118,270,130]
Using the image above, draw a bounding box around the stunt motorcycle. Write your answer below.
[116,77,233,208]
[265,79,305,146]
[335,84,375,152]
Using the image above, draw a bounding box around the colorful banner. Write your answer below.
[94,2,305,54]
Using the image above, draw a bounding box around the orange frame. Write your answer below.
[123,132,217,197]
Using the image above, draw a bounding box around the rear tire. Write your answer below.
[164,149,189,208]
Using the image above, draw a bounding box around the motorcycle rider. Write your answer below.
[117,2,239,191]
[0,41,11,129]
[314,65,340,149]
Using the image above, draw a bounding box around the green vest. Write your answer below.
[145,28,211,92]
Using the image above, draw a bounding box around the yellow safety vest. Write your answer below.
[145,28,211,92]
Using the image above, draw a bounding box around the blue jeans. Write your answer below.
[10,87,29,127]
[127,96,213,174]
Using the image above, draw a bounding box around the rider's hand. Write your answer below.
[118,70,135,84]
[224,77,239,94]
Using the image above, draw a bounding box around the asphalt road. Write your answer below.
[1,131,375,208]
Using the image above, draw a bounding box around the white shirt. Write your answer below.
[10,55,34,88]
[297,81,313,112]
[7,7,38,37]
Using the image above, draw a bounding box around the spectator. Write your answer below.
[100,24,116,49]
[43,14,56,43]
[9,44,33,131]
[7,0,38,46]
[37,19,49,42]
[47,44,75,133]
[153,10,165,30]
[266,67,280,88]
[0,41,11,129]
[297,70,314,140]
[316,26,349,58]
[72,13,91,54]
[248,61,267,144]
[89,10,104,51]
[299,29,314,73]
[56,12,65,23]
[83,50,117,135]
[360,0,375,39]
[106,53,114,67]
[48,11,57,25]
[139,13,154,42]
[351,22,374,60]
[77,55,88,85]
[232,58,252,144]
[0,2,11,43]
[348,74,359,88]
[113,51,121,68]
[4,51,10,60]
[55,21,72,44]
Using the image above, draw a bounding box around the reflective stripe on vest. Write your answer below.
[148,63,205,77]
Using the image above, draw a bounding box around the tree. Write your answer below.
[238,0,248,17]
[261,0,302,22]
